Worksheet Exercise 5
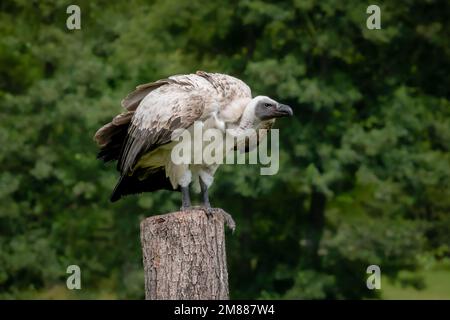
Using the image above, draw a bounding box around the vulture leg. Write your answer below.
[200,178,211,208]
[199,177,214,216]
[180,186,191,211]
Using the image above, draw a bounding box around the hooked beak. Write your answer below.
[275,104,293,118]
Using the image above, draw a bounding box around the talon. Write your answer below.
[203,206,214,218]
[200,206,217,218]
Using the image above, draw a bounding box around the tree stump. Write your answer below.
[140,208,235,300]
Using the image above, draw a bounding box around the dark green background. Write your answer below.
[0,0,449,299]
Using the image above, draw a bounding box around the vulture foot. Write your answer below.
[180,205,236,232]
[186,206,236,232]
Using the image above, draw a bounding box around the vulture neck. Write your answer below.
[236,100,259,131]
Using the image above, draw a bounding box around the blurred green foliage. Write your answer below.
[0,0,449,299]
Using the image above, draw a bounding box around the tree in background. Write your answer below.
[0,0,449,299]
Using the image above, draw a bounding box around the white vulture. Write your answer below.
[94,71,293,211]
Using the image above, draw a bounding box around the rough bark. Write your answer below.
[140,208,235,300]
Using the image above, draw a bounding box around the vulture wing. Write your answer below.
[117,76,210,175]
[121,79,171,111]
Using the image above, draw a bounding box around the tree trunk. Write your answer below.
[140,208,235,300]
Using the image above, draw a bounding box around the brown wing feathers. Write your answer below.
[117,103,203,176]
[102,78,207,201]
[121,80,170,111]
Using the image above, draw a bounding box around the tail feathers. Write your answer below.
[110,169,178,202]
[110,175,126,202]
[97,140,124,162]
[94,111,133,162]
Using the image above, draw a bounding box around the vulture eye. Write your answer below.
[264,103,271,108]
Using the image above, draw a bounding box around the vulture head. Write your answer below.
[254,96,293,120]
